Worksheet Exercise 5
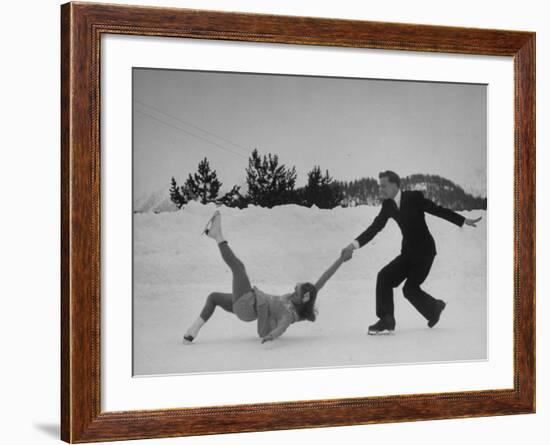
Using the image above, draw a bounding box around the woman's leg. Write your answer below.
[200,292,234,321]
[204,210,253,303]
[218,241,253,304]
[183,292,234,344]
[185,211,256,344]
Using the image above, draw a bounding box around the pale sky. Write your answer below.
[133,68,487,201]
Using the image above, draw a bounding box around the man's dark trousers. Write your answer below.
[376,252,437,321]
[354,190,466,321]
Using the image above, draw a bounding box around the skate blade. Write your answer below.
[201,221,212,236]
[367,330,395,336]
[201,216,215,235]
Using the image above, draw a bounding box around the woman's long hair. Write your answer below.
[293,282,318,322]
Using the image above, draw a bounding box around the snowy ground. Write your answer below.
[133,202,487,376]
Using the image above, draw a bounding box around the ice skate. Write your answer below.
[183,317,206,344]
[428,300,447,328]
[367,315,396,335]
[202,210,225,243]
[183,334,194,345]
[202,210,219,235]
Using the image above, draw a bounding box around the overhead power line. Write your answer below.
[135,99,252,157]
[135,108,249,160]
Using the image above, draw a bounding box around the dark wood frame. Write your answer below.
[61,1,536,443]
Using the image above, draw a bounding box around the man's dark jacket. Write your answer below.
[355,190,465,258]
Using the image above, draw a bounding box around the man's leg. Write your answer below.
[375,254,410,319]
[402,254,438,320]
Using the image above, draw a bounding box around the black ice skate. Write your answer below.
[368,315,396,335]
[428,300,447,328]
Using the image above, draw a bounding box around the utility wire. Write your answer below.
[135,108,249,159]
[135,100,252,157]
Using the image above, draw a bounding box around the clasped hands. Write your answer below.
[340,244,355,262]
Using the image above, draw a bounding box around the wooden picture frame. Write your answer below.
[60,1,535,442]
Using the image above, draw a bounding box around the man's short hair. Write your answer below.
[378,170,400,186]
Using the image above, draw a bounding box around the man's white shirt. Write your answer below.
[393,188,402,209]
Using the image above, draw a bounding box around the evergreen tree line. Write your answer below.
[169,149,486,211]
[169,149,341,210]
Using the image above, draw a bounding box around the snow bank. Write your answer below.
[134,187,178,213]
[133,202,487,375]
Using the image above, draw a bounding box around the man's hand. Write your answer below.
[464,216,483,227]
[341,244,355,262]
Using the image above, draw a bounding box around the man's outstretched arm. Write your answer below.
[421,192,482,227]
[421,193,465,226]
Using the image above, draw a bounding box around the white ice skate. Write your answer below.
[202,210,224,243]
[183,317,206,345]
[183,334,194,345]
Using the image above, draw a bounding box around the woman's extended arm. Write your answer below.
[261,313,293,343]
[314,251,350,292]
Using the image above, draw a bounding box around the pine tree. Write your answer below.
[184,158,222,204]
[168,176,187,209]
[303,166,343,208]
[217,185,247,208]
[245,149,297,207]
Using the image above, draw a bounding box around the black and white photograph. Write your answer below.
[2,0,545,442]
[132,67,487,376]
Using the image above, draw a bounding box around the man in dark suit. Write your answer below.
[341,170,482,335]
